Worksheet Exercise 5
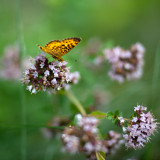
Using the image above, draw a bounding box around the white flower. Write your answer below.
[62,61,68,66]
[53,68,59,73]
[132,43,145,53]
[118,117,125,123]
[123,134,129,140]
[75,114,82,123]
[25,70,29,75]
[58,62,63,67]
[30,64,36,70]
[32,71,38,78]
[134,105,141,111]
[42,52,46,57]
[140,116,146,122]
[54,72,59,77]
[103,47,121,63]
[122,127,127,133]
[44,70,50,77]
[132,117,138,122]
[27,85,32,91]
[49,65,55,70]
[108,71,124,83]
[40,62,44,68]
[121,51,132,59]
[31,88,37,94]
[51,78,57,85]
[69,72,81,84]
[124,63,133,70]
[62,134,80,154]
[141,106,147,111]
[84,142,95,153]
[57,86,61,90]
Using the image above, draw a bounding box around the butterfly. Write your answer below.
[37,37,81,61]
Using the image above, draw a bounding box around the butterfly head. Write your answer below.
[37,44,43,50]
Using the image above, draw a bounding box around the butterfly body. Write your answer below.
[37,37,81,61]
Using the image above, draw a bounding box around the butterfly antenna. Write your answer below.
[37,44,42,49]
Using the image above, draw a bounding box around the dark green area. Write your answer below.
[0,0,160,159]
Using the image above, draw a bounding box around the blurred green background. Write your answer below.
[0,0,160,159]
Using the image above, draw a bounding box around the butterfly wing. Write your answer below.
[45,40,62,54]
[60,37,81,56]
[38,37,81,61]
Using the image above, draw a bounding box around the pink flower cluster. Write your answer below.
[0,45,21,80]
[121,105,158,149]
[103,43,145,83]
[62,114,123,160]
[23,53,80,94]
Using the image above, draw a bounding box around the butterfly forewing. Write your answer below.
[60,37,81,56]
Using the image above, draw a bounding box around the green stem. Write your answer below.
[96,152,105,160]
[16,0,26,160]
[0,124,65,130]
[65,90,86,116]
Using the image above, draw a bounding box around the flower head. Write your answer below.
[122,105,158,149]
[62,114,123,160]
[62,133,80,154]
[103,43,145,83]
[0,45,21,80]
[76,114,99,134]
[23,53,80,94]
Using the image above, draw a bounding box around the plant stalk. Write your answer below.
[65,90,86,116]
[16,0,26,160]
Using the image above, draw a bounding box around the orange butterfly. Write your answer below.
[37,37,81,61]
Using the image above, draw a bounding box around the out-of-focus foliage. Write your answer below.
[0,0,160,159]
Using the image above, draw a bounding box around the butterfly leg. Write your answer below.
[51,51,64,61]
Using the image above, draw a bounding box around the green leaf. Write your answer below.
[106,111,113,120]
[114,110,119,116]
[114,119,119,125]
[90,111,107,119]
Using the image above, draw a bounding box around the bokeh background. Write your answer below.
[0,0,160,159]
